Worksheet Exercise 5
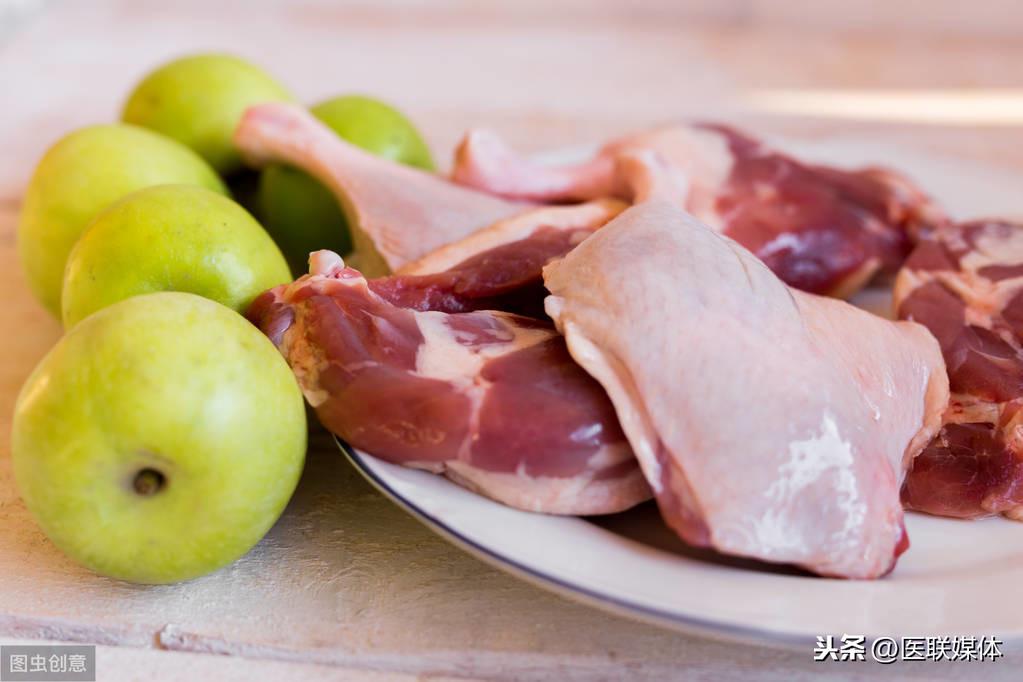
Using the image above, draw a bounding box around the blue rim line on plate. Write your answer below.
[336,436,810,650]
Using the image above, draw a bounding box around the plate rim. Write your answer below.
[338,437,809,650]
[330,140,1023,649]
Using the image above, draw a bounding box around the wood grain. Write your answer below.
[1,1,1022,680]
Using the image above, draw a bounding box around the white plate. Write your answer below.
[340,139,1023,647]
[342,442,1023,646]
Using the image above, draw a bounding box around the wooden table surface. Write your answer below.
[2,2,1022,680]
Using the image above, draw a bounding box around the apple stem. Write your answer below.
[133,468,166,496]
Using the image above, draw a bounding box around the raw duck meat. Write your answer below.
[894,220,1023,519]
[453,125,947,298]
[375,198,626,317]
[247,251,651,515]
[233,103,531,277]
[542,152,949,578]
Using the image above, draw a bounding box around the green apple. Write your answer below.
[18,124,227,317]
[310,95,434,172]
[122,53,294,174]
[61,185,291,328]
[11,292,306,584]
[259,95,434,276]
[258,164,352,276]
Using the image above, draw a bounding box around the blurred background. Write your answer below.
[1,2,1022,678]
[2,0,1023,197]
